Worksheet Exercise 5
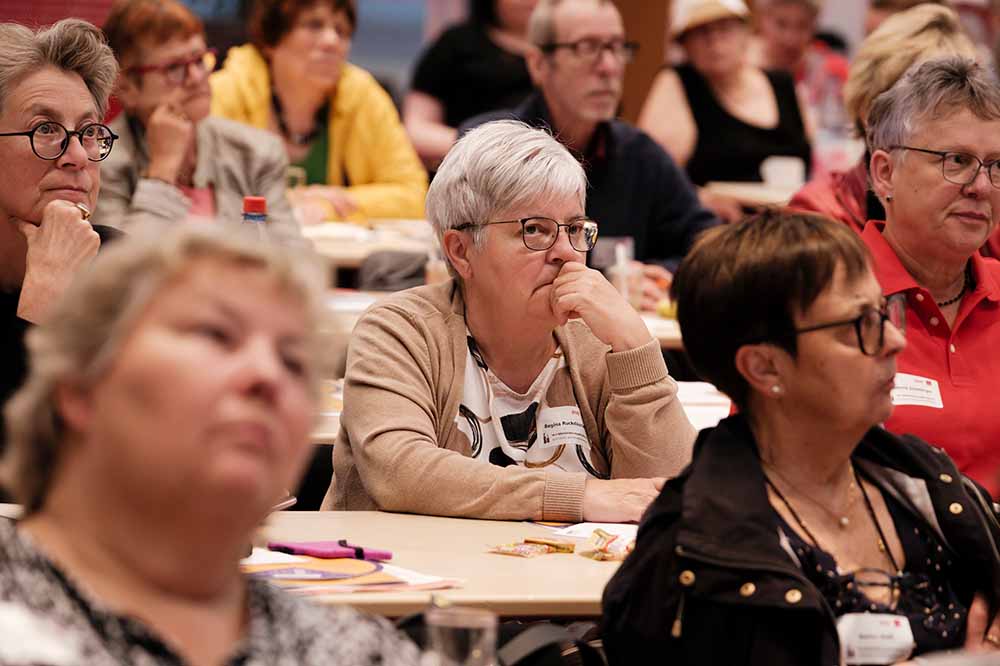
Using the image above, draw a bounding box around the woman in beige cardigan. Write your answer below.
[326,120,696,522]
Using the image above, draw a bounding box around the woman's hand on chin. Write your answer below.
[550,261,653,352]
[15,199,99,323]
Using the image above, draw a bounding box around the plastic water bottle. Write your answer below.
[242,195,268,240]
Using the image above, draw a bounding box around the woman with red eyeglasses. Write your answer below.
[96,0,301,244]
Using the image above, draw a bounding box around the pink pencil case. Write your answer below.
[267,539,392,561]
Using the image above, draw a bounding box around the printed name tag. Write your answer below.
[838,613,914,665]
[536,406,589,449]
[891,373,944,409]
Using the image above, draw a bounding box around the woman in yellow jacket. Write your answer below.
[210,0,427,222]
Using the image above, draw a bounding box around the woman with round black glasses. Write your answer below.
[603,210,1000,665]
[98,0,301,244]
[0,18,122,457]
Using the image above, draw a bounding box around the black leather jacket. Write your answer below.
[602,415,1000,666]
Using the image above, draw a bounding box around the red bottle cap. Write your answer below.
[243,196,267,214]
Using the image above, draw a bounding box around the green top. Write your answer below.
[293,127,329,185]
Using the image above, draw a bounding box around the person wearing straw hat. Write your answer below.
[639,0,811,220]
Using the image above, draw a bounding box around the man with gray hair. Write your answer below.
[324,119,696,522]
[461,0,719,311]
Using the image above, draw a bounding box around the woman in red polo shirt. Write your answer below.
[789,4,975,235]
[866,56,1000,496]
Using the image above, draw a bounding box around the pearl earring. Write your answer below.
[770,385,782,395]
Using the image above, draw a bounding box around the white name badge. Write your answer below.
[891,373,944,409]
[536,406,589,450]
[837,613,915,665]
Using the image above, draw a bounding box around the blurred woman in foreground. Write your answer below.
[0,226,420,665]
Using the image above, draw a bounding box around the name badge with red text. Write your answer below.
[891,373,943,409]
[837,613,915,665]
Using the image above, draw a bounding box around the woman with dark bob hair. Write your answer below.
[210,0,427,222]
[602,211,1000,665]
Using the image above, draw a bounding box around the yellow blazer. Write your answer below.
[210,44,427,220]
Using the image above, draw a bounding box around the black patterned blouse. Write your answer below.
[0,519,422,666]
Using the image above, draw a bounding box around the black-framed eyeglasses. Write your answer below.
[890,145,1000,189]
[0,121,118,161]
[541,38,639,64]
[793,294,907,356]
[454,217,599,252]
[126,49,217,86]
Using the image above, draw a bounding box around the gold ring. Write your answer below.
[74,202,91,221]
[986,633,1000,648]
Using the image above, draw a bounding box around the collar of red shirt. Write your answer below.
[861,221,1000,304]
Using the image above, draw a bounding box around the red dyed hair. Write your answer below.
[102,0,204,68]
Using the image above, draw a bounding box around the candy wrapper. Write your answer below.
[578,528,635,561]
[488,537,577,558]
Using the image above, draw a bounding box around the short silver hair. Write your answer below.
[426,120,587,275]
[1,225,328,515]
[527,0,614,48]
[867,56,1000,154]
[0,18,118,118]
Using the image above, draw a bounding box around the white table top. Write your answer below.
[259,511,619,617]
[304,220,434,272]
[703,181,799,207]
[0,505,619,617]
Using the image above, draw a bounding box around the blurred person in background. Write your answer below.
[404,0,538,170]
[639,0,811,222]
[465,0,720,308]
[866,0,949,34]
[326,120,696,521]
[0,19,121,456]
[0,225,421,665]
[865,56,1000,496]
[790,4,977,236]
[750,0,849,132]
[98,0,301,243]
[211,0,427,222]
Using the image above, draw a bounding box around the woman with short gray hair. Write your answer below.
[0,224,422,663]
[865,55,1000,497]
[0,18,121,456]
[326,119,696,522]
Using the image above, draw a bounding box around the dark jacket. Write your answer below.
[602,415,1000,666]
[460,93,720,272]
[1,224,122,470]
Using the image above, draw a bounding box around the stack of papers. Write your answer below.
[241,548,461,595]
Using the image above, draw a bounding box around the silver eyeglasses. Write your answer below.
[454,217,599,252]
[890,145,1000,189]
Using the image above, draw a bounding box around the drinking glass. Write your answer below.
[425,606,498,666]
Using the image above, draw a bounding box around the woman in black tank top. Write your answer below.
[638,0,812,191]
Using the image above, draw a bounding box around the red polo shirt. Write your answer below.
[863,223,1000,497]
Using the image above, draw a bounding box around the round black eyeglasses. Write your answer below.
[0,121,118,162]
